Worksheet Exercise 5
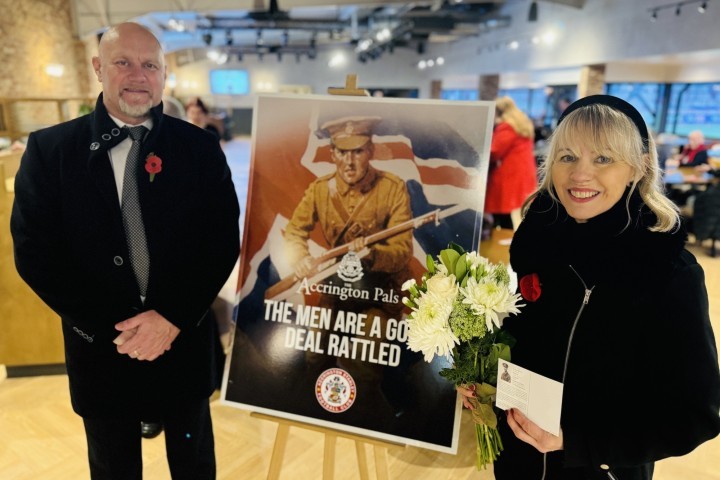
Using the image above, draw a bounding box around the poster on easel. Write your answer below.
[222,92,495,453]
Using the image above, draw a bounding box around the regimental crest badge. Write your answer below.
[337,251,364,283]
[315,368,357,413]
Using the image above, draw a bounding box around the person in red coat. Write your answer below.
[484,96,538,229]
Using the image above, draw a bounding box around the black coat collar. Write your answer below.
[510,189,686,282]
[85,93,166,209]
[86,93,165,158]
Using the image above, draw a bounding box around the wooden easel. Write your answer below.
[327,74,371,97]
[252,412,404,480]
[256,76,403,479]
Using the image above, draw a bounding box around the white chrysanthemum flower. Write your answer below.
[460,277,523,331]
[407,290,459,362]
[401,278,416,291]
[465,251,488,272]
[507,265,518,294]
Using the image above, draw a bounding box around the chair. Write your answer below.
[693,183,720,257]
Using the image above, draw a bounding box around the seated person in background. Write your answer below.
[695,144,720,178]
[186,98,222,141]
[677,130,708,167]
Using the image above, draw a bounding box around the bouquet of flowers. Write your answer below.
[401,243,524,469]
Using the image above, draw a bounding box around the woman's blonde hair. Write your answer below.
[496,96,535,139]
[523,102,680,232]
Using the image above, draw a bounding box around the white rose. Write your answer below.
[425,274,458,302]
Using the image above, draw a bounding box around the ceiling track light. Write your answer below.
[648,0,713,21]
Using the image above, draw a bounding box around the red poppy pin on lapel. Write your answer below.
[144,153,162,182]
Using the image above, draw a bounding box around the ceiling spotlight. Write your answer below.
[225,30,233,46]
[202,32,213,46]
[651,9,658,21]
[698,1,707,13]
[676,4,681,15]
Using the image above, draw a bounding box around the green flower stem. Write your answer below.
[474,424,503,470]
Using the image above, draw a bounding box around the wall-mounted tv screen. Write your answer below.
[209,69,249,95]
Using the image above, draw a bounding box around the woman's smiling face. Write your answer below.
[551,143,635,223]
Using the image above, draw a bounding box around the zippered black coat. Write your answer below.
[11,95,240,418]
[495,190,720,480]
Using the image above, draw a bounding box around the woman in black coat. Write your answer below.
[463,95,720,479]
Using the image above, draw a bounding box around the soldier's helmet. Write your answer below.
[320,116,381,150]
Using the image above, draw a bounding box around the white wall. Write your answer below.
[172,48,435,108]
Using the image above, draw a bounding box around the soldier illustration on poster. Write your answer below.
[223,93,495,453]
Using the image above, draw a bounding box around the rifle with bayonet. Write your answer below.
[264,204,467,299]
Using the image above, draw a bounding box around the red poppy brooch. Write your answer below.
[144,153,162,182]
[519,273,542,302]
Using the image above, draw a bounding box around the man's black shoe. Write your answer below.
[141,422,163,439]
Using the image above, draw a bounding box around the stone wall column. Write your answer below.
[430,80,442,99]
[578,64,606,98]
[478,74,499,101]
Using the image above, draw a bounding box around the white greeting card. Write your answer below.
[495,360,564,436]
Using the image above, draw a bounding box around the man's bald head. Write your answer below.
[98,23,164,61]
[92,22,167,125]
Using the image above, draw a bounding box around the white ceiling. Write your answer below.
[72,0,394,36]
[71,0,512,53]
[71,0,718,70]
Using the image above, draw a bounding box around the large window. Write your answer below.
[499,85,576,128]
[605,83,665,134]
[666,83,720,138]
[606,82,720,140]
[498,88,548,120]
[440,89,478,101]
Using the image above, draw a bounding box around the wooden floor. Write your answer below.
[0,243,718,479]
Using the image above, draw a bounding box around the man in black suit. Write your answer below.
[11,22,240,479]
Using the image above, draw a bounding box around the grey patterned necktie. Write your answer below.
[121,126,150,297]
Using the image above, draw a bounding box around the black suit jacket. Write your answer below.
[11,95,240,418]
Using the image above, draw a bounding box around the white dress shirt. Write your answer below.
[107,114,154,205]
